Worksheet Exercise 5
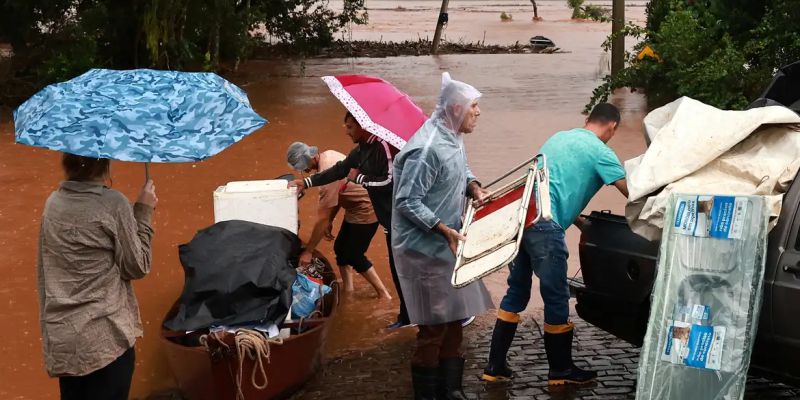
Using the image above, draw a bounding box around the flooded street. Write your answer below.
[0,1,649,398]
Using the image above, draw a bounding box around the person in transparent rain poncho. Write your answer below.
[392,72,494,400]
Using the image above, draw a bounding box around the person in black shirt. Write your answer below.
[289,112,412,328]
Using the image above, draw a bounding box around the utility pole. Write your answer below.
[431,0,450,54]
[611,0,625,75]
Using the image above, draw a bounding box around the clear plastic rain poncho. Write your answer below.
[391,72,494,325]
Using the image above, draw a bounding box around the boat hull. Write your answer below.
[161,253,338,400]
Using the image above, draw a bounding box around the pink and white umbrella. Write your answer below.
[321,75,427,150]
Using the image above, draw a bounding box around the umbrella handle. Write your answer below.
[145,163,150,183]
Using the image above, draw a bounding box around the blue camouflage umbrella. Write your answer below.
[13,68,267,175]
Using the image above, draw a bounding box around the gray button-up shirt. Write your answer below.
[37,181,153,377]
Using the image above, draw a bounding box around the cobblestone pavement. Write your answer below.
[288,314,800,400]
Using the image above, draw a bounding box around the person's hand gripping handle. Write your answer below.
[137,179,158,208]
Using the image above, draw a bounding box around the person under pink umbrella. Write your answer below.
[288,75,425,329]
[286,138,393,300]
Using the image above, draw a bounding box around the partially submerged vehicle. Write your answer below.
[529,35,556,50]
[570,60,800,385]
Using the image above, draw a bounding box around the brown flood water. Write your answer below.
[0,1,649,398]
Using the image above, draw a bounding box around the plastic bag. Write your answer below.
[290,273,332,319]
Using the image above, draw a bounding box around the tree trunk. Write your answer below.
[234,0,251,72]
[531,0,539,19]
[212,20,220,69]
[611,0,624,75]
[176,1,188,68]
[134,10,142,69]
[211,0,221,70]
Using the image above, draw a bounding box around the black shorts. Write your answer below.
[334,221,379,273]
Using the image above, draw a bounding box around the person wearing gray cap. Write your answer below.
[287,141,392,300]
[288,111,413,329]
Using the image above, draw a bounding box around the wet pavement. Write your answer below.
[287,311,800,400]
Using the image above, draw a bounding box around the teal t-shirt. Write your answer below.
[540,128,625,229]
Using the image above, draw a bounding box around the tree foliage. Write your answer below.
[0,0,367,106]
[566,0,610,21]
[586,0,800,112]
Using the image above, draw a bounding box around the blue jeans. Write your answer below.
[498,219,570,325]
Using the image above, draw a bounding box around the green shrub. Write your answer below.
[585,0,799,112]
[567,0,585,19]
[0,0,370,107]
[582,5,610,21]
[567,0,609,21]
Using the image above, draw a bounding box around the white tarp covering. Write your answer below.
[625,97,800,241]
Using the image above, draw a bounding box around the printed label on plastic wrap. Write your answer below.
[685,325,726,370]
[691,305,711,321]
[661,321,726,371]
[673,195,749,240]
[673,304,711,322]
[662,321,691,365]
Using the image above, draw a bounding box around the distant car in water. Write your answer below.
[529,36,555,50]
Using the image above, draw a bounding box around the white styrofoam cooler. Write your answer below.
[213,180,298,234]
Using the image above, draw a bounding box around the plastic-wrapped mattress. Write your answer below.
[636,194,768,400]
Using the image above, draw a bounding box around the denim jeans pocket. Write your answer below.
[525,222,566,257]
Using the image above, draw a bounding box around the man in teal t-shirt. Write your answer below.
[482,103,629,386]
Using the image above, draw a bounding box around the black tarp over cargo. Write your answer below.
[163,220,300,332]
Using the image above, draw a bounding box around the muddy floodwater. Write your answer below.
[0,1,649,398]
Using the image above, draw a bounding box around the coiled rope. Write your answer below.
[200,329,283,400]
